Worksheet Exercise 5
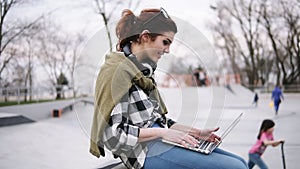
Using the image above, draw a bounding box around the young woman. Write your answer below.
[248,119,285,169]
[90,8,248,169]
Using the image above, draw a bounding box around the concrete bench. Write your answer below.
[52,105,72,117]
[52,99,94,117]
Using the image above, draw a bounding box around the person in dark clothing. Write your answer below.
[271,85,284,115]
[252,92,259,107]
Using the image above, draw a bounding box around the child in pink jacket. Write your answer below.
[248,119,285,169]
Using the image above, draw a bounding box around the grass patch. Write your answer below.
[0,99,55,107]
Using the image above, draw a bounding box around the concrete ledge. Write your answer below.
[0,113,35,127]
[97,162,127,169]
[52,98,94,118]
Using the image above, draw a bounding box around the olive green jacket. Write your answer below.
[90,52,168,158]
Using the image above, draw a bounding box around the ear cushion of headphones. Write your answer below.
[141,63,153,77]
[122,43,155,77]
[127,54,153,77]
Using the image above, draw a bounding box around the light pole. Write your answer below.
[297,34,300,82]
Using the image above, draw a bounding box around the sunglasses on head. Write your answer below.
[142,7,171,29]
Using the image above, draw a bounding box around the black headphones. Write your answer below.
[122,43,157,77]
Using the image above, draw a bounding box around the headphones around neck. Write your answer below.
[122,44,157,77]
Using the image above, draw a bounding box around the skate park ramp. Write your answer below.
[223,84,255,109]
[0,112,35,127]
[0,85,299,169]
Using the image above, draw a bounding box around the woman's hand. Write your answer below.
[161,128,199,147]
[197,127,221,142]
[169,123,221,144]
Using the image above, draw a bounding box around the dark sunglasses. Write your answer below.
[142,7,171,29]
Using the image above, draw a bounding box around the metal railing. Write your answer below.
[0,86,74,104]
[244,84,300,93]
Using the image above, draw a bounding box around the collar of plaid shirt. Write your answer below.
[90,52,168,158]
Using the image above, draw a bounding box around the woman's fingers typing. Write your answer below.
[162,129,199,147]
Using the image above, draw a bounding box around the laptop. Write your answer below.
[162,113,243,155]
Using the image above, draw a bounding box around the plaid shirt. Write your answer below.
[101,85,174,169]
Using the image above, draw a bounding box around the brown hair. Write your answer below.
[116,8,177,51]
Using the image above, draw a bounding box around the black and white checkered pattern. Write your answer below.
[102,85,172,169]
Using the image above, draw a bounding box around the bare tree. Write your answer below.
[67,32,85,98]
[35,21,66,99]
[211,0,266,86]
[93,0,141,51]
[259,0,300,85]
[0,0,43,81]
[260,0,284,85]
[279,0,300,84]
[211,6,243,83]
[17,23,43,101]
[210,0,300,87]
[36,19,86,99]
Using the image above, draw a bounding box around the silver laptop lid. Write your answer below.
[219,113,243,139]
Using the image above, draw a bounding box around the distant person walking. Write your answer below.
[199,70,207,86]
[193,68,207,87]
[271,85,284,115]
[248,119,285,169]
[252,92,259,107]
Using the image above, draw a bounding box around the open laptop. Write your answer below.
[162,113,243,155]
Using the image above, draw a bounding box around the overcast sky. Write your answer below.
[10,0,218,43]
[8,0,221,92]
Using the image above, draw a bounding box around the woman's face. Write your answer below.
[141,31,175,63]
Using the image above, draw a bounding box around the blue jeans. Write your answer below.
[143,124,248,169]
[248,153,268,169]
[274,99,281,114]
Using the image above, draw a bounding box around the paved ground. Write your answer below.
[0,85,299,169]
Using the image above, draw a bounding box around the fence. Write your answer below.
[157,73,241,88]
[0,86,74,104]
[245,84,300,93]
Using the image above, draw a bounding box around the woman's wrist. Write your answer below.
[157,128,168,138]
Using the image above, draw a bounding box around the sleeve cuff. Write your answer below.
[126,125,139,146]
[167,118,176,128]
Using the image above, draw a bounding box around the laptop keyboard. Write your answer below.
[186,139,221,153]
